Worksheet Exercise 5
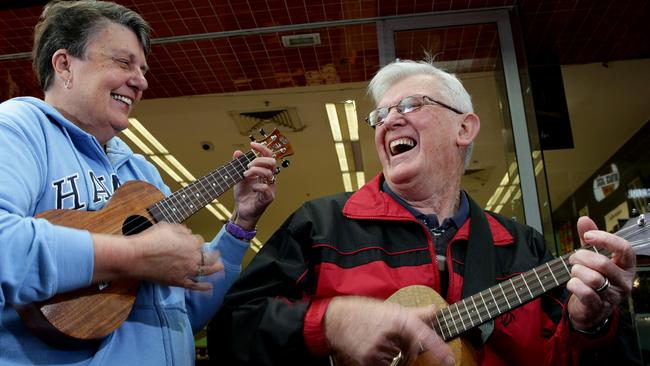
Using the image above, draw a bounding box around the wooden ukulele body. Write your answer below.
[385,285,476,366]
[15,180,163,348]
[331,285,476,366]
[13,128,294,348]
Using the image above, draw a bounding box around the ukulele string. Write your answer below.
[615,219,650,241]
[118,152,256,237]
[435,227,650,338]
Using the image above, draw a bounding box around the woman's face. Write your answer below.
[61,22,148,145]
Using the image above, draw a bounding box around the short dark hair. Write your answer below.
[33,0,151,91]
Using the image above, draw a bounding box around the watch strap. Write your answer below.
[226,220,257,241]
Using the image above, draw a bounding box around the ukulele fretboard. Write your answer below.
[434,246,613,341]
[147,151,256,223]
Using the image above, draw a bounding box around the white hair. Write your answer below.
[367,58,473,113]
[367,58,475,169]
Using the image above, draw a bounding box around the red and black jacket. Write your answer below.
[208,175,621,365]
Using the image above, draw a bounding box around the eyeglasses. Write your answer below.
[365,94,463,127]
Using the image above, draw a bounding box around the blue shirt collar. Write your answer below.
[381,180,469,230]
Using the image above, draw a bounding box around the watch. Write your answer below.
[226,220,257,241]
[569,314,611,336]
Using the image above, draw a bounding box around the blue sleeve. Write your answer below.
[0,110,94,307]
[185,226,249,332]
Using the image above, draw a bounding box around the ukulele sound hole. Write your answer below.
[122,215,153,236]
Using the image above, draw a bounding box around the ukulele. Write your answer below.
[332,215,650,366]
[15,129,293,349]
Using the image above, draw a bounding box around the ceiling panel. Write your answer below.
[0,0,648,248]
[1,0,648,101]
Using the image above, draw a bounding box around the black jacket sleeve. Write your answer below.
[207,210,329,366]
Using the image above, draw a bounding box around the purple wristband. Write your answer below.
[226,220,256,241]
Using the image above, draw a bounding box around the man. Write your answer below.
[208,59,637,365]
[0,1,277,365]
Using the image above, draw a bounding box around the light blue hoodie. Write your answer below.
[0,97,248,365]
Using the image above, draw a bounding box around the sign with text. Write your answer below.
[593,164,620,202]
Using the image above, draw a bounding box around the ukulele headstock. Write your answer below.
[250,129,294,170]
[616,213,650,256]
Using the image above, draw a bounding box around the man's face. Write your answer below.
[374,75,464,190]
[63,22,149,144]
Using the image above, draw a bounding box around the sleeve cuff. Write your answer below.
[52,226,94,293]
[563,307,619,347]
[303,297,334,356]
[211,226,249,267]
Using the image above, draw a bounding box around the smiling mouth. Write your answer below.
[389,137,416,156]
[110,93,133,107]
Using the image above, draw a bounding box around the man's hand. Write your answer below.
[324,296,454,366]
[567,216,636,331]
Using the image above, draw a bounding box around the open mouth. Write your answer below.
[389,137,416,156]
[110,93,133,107]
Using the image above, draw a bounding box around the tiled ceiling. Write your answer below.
[0,0,648,102]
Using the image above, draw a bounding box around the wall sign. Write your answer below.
[593,163,620,202]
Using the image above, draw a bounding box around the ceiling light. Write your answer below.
[128,118,168,154]
[150,155,184,183]
[122,128,154,154]
[205,204,226,221]
[484,153,545,215]
[326,103,342,141]
[342,172,353,192]
[499,185,516,205]
[499,172,510,186]
[356,171,366,190]
[334,142,349,172]
[326,100,365,192]
[344,101,359,141]
[251,238,262,251]
[165,155,195,181]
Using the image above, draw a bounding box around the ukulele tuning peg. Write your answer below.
[259,129,267,137]
[274,167,281,175]
[631,208,639,217]
[248,135,256,142]
[281,159,290,168]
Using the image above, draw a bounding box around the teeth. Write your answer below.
[111,93,133,106]
[389,137,415,155]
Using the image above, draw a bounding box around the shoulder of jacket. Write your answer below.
[303,191,353,209]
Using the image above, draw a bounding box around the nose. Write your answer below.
[380,106,406,128]
[128,68,148,92]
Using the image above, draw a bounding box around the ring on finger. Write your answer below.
[595,276,610,293]
[389,351,403,366]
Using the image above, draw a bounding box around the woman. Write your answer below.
[0,1,277,364]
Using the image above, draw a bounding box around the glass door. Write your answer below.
[377,9,554,248]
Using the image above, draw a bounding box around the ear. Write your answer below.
[51,49,72,82]
[456,112,480,147]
